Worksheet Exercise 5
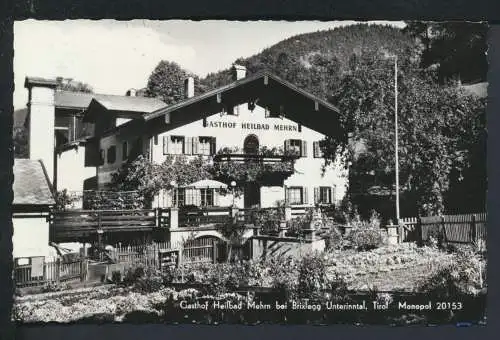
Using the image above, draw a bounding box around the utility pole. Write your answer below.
[394,56,400,223]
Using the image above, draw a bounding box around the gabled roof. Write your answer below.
[13,159,55,206]
[93,95,165,113]
[54,91,165,113]
[139,71,343,138]
[144,71,340,121]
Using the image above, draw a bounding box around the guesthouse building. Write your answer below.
[82,65,348,210]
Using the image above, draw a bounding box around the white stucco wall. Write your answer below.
[12,216,51,259]
[97,102,348,205]
[57,146,97,192]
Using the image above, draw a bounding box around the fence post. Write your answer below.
[417,216,423,246]
[441,215,447,244]
[471,214,477,243]
[56,258,61,284]
[212,239,217,264]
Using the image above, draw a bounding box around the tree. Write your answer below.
[13,126,28,158]
[109,155,213,206]
[56,77,93,93]
[404,22,488,84]
[216,219,248,263]
[324,52,486,216]
[145,61,208,105]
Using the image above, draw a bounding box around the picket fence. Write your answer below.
[399,212,487,246]
[110,238,220,267]
[14,257,84,288]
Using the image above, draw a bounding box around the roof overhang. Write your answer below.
[143,72,343,138]
[24,76,58,89]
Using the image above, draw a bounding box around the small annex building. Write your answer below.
[12,159,55,260]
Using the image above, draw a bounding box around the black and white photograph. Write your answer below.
[10,20,487,326]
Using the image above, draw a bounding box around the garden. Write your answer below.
[12,217,487,325]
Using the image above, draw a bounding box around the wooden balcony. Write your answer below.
[49,209,166,242]
[213,153,298,164]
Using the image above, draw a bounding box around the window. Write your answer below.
[198,137,211,155]
[185,188,196,206]
[287,187,303,205]
[172,188,185,207]
[198,137,216,155]
[122,141,128,161]
[154,135,159,145]
[285,139,307,157]
[107,146,116,164]
[169,136,185,155]
[313,141,324,158]
[200,188,214,207]
[319,187,332,204]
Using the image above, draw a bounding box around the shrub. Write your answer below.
[324,226,345,250]
[264,256,299,298]
[418,247,486,298]
[346,226,384,251]
[111,270,122,283]
[342,209,384,251]
[123,264,163,293]
[297,253,331,299]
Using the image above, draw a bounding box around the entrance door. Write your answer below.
[244,182,261,208]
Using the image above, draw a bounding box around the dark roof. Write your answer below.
[92,95,165,113]
[24,76,58,89]
[13,159,55,206]
[55,91,165,112]
[143,71,340,121]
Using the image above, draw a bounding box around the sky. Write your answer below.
[13,20,405,110]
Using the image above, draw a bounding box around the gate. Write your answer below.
[182,236,223,264]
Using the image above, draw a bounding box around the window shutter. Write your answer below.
[192,137,199,155]
[301,140,308,157]
[214,189,220,206]
[303,187,309,204]
[185,137,193,155]
[284,139,291,153]
[314,187,320,204]
[165,189,172,207]
[313,142,318,158]
[210,137,217,155]
[285,186,290,205]
[194,189,202,206]
[163,135,169,155]
[332,186,336,204]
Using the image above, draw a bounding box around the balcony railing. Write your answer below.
[213,153,298,164]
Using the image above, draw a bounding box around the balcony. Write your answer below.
[213,153,298,164]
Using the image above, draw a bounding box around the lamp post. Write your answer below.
[170,180,178,208]
[231,181,236,207]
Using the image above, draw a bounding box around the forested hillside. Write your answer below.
[201,24,421,100]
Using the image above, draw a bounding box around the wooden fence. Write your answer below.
[178,207,232,227]
[399,213,487,246]
[14,257,85,288]
[110,238,221,267]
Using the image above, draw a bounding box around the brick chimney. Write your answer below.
[232,64,247,81]
[184,77,195,98]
